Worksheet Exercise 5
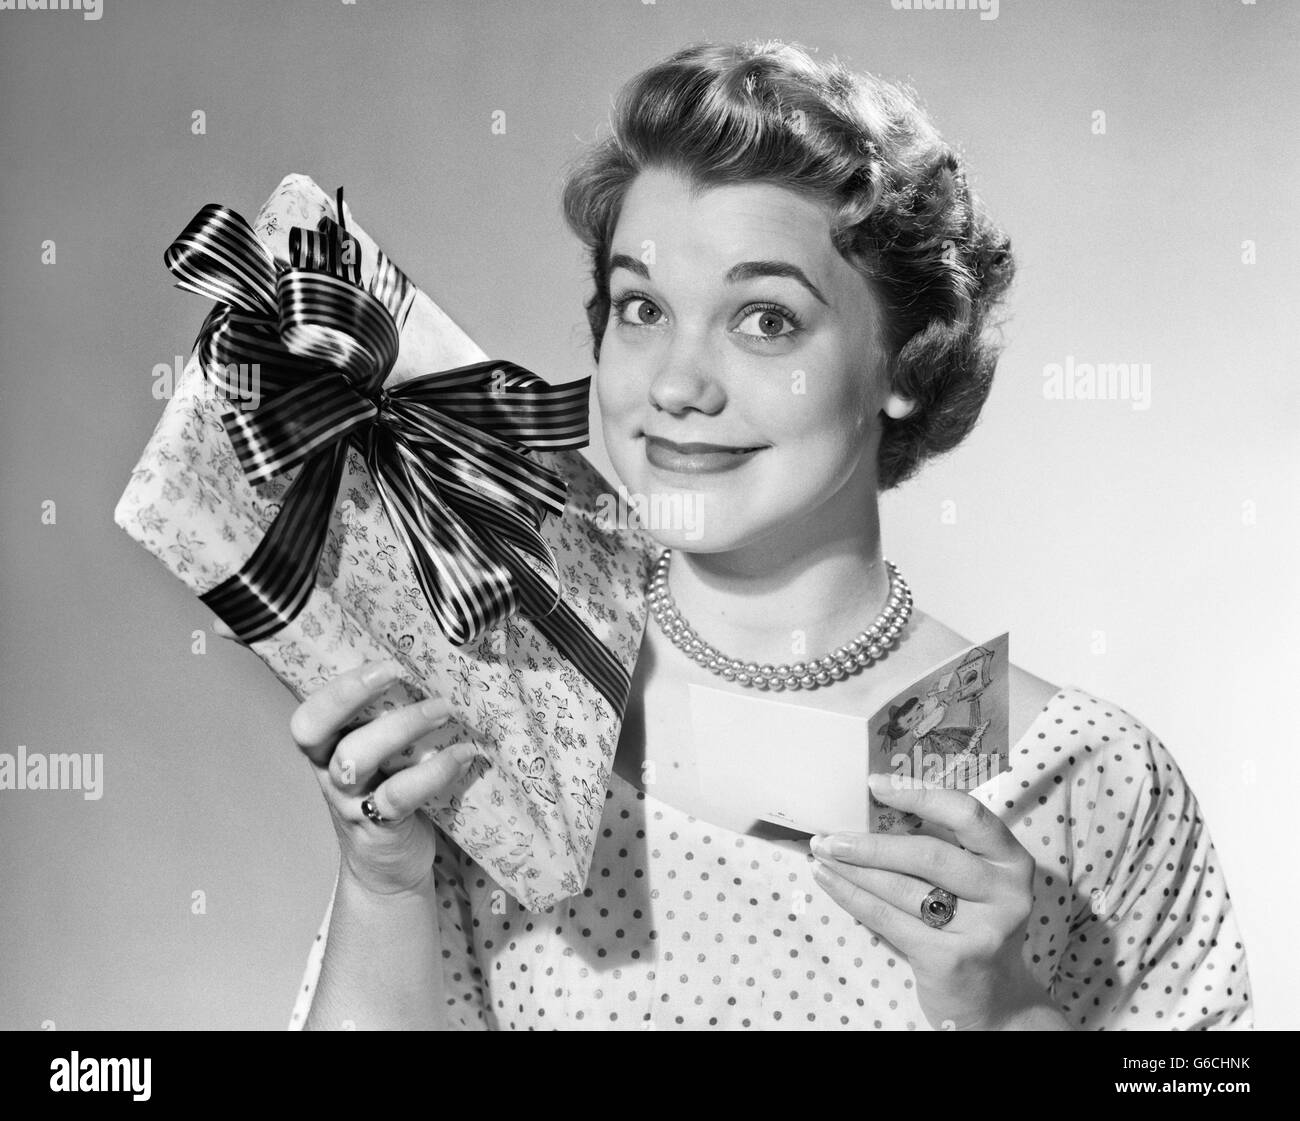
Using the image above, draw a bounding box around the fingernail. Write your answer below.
[451,743,476,767]
[820,834,853,858]
[809,834,827,855]
[867,773,894,795]
[361,660,402,688]
[419,697,450,722]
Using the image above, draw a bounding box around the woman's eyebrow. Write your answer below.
[609,253,651,279]
[725,260,828,305]
[608,253,828,306]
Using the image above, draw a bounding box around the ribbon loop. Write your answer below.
[289,223,362,287]
[164,204,278,317]
[275,269,399,393]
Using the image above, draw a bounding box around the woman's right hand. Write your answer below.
[285,660,476,898]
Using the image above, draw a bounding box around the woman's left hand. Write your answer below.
[810,774,1071,1031]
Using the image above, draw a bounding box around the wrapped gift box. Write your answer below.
[115,173,654,911]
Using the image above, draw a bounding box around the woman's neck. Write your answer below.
[662,495,893,669]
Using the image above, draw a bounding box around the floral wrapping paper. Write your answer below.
[114,174,655,911]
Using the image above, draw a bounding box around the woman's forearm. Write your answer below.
[995,999,1075,1031]
[304,863,447,1031]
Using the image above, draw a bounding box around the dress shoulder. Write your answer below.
[1010,685,1252,1029]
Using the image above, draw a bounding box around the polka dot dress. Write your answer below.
[288,686,1252,1030]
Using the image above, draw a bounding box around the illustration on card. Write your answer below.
[869,632,1010,833]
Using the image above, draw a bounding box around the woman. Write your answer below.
[283,41,1250,1030]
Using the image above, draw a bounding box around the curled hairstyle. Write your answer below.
[561,40,1015,490]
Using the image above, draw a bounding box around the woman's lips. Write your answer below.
[643,435,766,474]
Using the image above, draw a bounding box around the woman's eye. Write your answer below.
[614,297,664,326]
[735,307,798,340]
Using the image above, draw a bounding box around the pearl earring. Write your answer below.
[884,396,915,420]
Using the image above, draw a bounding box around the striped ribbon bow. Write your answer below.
[162,188,630,716]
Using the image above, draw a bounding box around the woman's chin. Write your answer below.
[595,481,734,551]
[603,455,812,552]
[639,514,779,555]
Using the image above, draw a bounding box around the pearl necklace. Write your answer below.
[647,548,913,691]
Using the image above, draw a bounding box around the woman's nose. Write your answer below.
[647,337,725,416]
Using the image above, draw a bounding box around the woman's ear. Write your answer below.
[883,393,916,420]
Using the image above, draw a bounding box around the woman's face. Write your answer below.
[596,167,895,553]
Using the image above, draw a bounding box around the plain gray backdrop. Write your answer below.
[2,0,1296,1029]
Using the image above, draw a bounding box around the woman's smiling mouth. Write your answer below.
[642,434,767,474]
